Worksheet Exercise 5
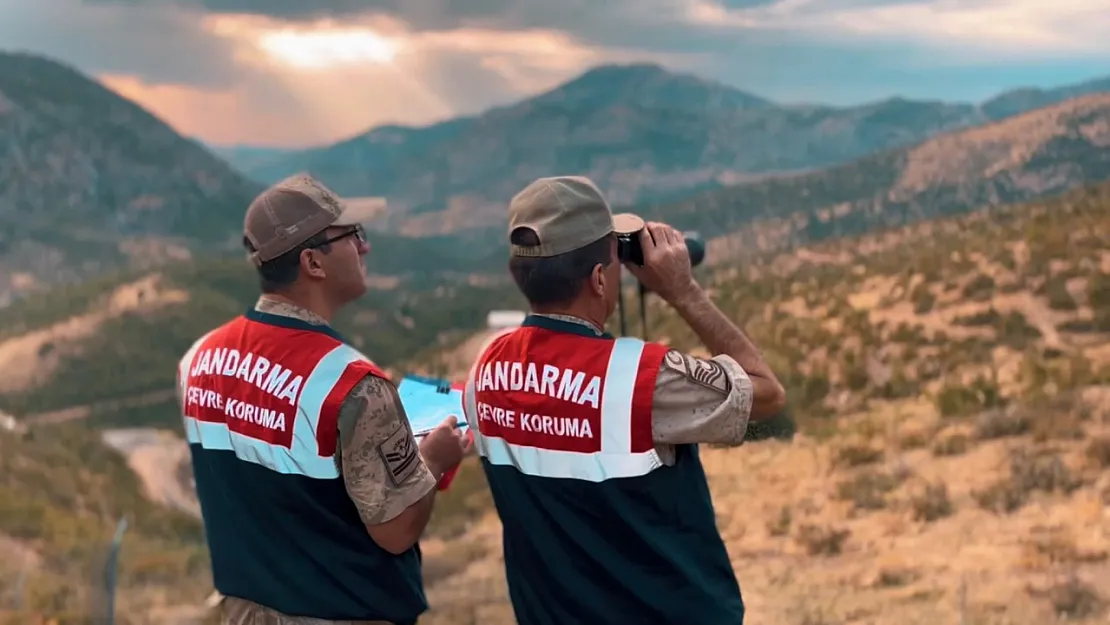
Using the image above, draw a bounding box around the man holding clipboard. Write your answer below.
[178,174,471,625]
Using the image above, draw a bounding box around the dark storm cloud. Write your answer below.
[86,0,543,29]
[4,0,247,87]
[718,0,779,8]
[84,0,702,41]
[77,0,864,61]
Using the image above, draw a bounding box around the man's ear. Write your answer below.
[301,249,326,279]
[592,263,606,296]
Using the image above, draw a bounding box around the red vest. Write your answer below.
[175,310,429,622]
[464,323,668,481]
[178,314,387,479]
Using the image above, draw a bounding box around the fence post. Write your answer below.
[103,516,129,625]
[9,567,27,610]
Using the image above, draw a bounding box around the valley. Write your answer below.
[3,52,1109,303]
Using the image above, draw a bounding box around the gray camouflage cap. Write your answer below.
[243,174,384,266]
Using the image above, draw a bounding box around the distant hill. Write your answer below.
[4,89,1107,428]
[645,93,1110,259]
[208,144,299,173]
[0,51,266,298]
[0,51,522,301]
[355,91,1110,274]
[237,63,1110,236]
[981,75,1110,120]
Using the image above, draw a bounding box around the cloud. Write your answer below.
[84,0,1110,61]
[6,0,1110,147]
[1,0,248,88]
[709,0,1110,55]
[88,0,682,34]
[87,10,684,146]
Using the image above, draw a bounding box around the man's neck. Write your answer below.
[254,294,330,326]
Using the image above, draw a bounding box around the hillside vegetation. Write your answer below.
[416,179,1110,431]
[9,174,1110,625]
[0,259,522,424]
[0,52,262,296]
[647,93,1110,261]
[0,424,210,625]
[408,180,1110,625]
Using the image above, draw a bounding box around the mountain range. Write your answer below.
[2,50,1110,302]
[224,63,1110,236]
[643,92,1110,257]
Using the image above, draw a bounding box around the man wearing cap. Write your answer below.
[176,174,471,625]
[461,176,786,625]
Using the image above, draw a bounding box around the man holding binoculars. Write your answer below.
[461,175,786,625]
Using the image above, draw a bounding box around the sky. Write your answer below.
[2,0,1109,148]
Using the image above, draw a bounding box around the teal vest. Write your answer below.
[464,315,745,625]
[180,309,427,623]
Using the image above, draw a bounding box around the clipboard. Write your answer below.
[397,374,468,437]
[397,374,470,491]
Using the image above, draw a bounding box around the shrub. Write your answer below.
[910,481,954,522]
[795,524,850,556]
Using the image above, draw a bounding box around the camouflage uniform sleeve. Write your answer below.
[334,374,438,526]
[222,596,395,624]
[651,350,755,446]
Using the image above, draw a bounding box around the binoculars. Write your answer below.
[613,213,706,269]
[613,214,706,338]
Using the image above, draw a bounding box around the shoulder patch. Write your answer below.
[377,424,420,487]
[663,350,732,395]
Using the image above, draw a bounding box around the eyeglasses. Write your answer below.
[311,225,366,248]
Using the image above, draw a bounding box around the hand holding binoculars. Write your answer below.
[613,214,706,296]
[612,213,706,339]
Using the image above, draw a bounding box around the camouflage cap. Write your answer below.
[508,175,643,258]
[243,173,385,266]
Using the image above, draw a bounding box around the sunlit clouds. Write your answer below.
[2,0,1108,147]
[122,12,685,146]
[258,29,399,68]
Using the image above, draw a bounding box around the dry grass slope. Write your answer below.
[0,424,210,625]
[9,178,1110,624]
[419,391,1110,624]
[413,180,1110,624]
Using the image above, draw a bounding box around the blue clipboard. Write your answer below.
[397,374,468,438]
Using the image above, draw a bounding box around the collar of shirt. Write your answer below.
[531,313,605,337]
[253,295,330,327]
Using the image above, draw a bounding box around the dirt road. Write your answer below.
[100,428,200,519]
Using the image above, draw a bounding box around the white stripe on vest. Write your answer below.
[180,340,368,480]
[464,336,663,483]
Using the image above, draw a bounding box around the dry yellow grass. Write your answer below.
[893,94,1110,197]
[417,389,1110,625]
